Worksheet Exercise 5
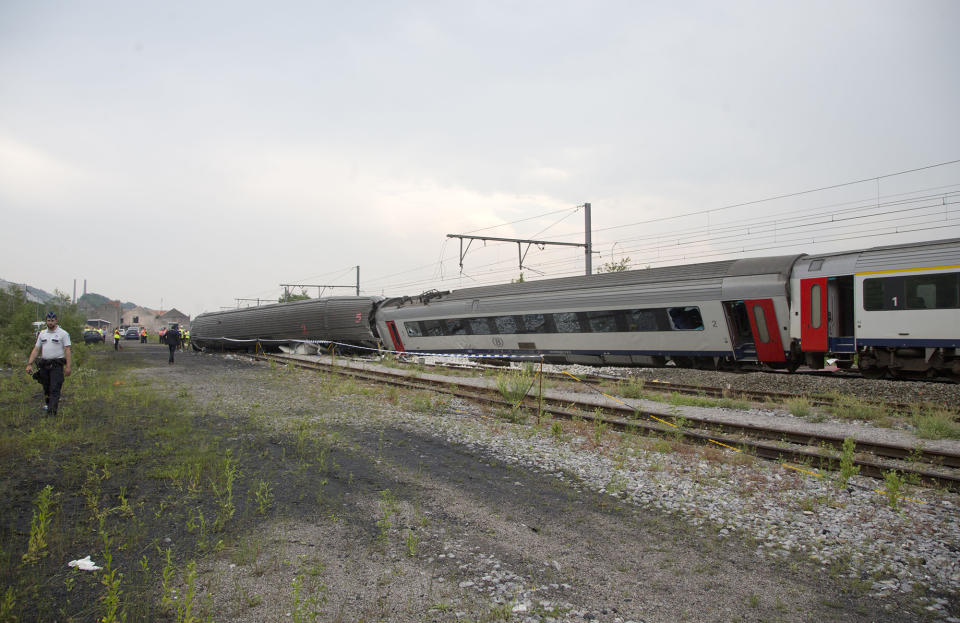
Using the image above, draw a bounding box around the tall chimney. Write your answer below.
[84,279,87,296]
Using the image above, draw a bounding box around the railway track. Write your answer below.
[423,360,960,416]
[252,352,960,492]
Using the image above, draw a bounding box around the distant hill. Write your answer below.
[78,293,140,309]
[0,278,55,303]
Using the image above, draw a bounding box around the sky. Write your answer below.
[2,0,958,318]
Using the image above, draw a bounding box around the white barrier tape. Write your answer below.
[200,337,545,360]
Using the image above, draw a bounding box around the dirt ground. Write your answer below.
[120,342,919,622]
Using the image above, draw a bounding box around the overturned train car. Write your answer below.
[191,297,382,352]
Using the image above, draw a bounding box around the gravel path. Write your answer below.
[137,346,959,622]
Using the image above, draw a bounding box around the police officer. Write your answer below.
[26,311,72,416]
[113,327,121,350]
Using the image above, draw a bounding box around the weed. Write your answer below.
[836,437,860,489]
[550,420,564,439]
[883,470,905,510]
[405,530,418,556]
[22,484,56,564]
[411,393,434,413]
[159,546,176,611]
[212,449,239,529]
[619,377,648,399]
[176,560,200,623]
[377,489,398,545]
[496,369,534,405]
[593,418,607,445]
[827,395,887,422]
[910,405,960,440]
[0,587,15,621]
[253,479,274,514]
[291,573,327,623]
[496,407,527,424]
[784,396,812,417]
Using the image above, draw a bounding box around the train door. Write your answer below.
[722,301,756,359]
[743,299,786,362]
[800,277,828,352]
[385,320,405,352]
[828,276,855,352]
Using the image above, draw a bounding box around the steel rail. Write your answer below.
[252,353,960,491]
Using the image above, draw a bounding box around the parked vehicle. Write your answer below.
[124,327,141,340]
[83,329,105,344]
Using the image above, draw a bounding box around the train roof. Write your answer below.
[800,237,960,261]
[436,254,802,303]
[194,296,382,320]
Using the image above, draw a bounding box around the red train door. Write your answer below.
[800,277,828,352]
[385,321,405,352]
[743,299,786,362]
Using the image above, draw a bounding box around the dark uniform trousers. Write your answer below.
[38,359,65,415]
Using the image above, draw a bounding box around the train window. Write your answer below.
[863,278,886,310]
[905,273,959,309]
[861,275,959,310]
[667,307,704,331]
[468,317,493,335]
[521,314,549,334]
[625,309,661,331]
[552,312,581,333]
[404,322,423,337]
[808,259,824,272]
[423,319,444,337]
[444,318,467,335]
[586,310,619,332]
[752,306,770,343]
[494,316,519,334]
[810,283,822,329]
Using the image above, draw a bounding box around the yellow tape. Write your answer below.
[856,264,960,276]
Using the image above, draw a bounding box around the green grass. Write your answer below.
[495,369,535,405]
[910,405,960,440]
[823,394,890,423]
[0,349,351,621]
[784,396,813,418]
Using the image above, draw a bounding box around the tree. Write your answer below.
[600,256,632,273]
[0,286,84,366]
[278,289,311,303]
[511,272,526,284]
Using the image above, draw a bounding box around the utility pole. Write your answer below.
[447,203,595,276]
[584,202,592,275]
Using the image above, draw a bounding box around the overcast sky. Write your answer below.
[2,1,958,317]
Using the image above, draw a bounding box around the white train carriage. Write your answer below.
[789,238,960,379]
[375,255,801,369]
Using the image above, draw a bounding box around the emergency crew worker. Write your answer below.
[165,324,181,364]
[113,328,121,350]
[25,311,72,416]
[140,327,147,343]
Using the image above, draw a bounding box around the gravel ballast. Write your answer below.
[141,347,959,622]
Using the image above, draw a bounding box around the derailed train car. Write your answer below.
[191,296,382,351]
[190,238,959,379]
[375,255,801,370]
